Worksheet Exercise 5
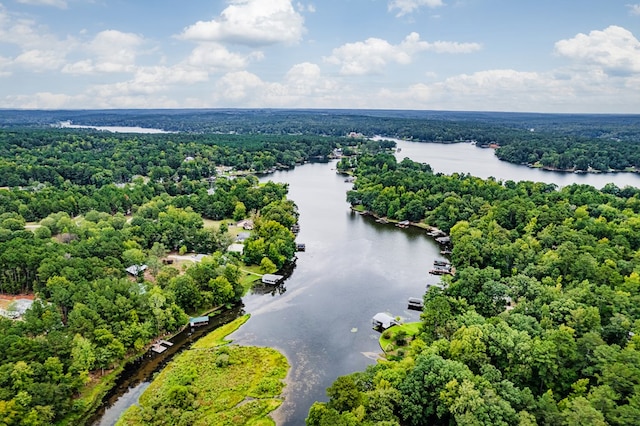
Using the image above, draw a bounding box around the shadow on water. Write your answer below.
[90,305,244,426]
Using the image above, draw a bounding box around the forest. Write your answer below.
[0,126,312,424]
[0,109,639,425]
[3,109,639,173]
[309,153,640,425]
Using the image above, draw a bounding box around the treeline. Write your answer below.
[308,154,640,425]
[3,109,640,176]
[0,129,346,188]
[0,173,298,424]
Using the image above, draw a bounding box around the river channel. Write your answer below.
[96,140,640,425]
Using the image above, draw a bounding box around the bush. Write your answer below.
[215,353,230,368]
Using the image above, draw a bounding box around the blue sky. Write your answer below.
[1,0,639,113]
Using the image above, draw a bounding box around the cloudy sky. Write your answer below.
[1,0,639,113]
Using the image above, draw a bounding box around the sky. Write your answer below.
[0,0,639,113]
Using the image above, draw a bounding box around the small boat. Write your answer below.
[433,260,450,267]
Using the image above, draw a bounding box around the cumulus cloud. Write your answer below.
[388,0,444,17]
[14,49,66,71]
[0,6,76,73]
[628,4,640,15]
[87,65,209,99]
[554,25,640,75]
[186,43,261,70]
[17,0,67,9]
[63,30,145,74]
[211,63,340,107]
[325,32,481,75]
[178,0,305,46]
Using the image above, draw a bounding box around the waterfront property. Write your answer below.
[262,274,284,285]
[189,315,209,327]
[372,312,399,330]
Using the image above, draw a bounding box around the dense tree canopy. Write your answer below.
[310,155,640,425]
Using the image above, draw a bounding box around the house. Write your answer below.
[125,264,147,276]
[189,316,209,327]
[372,312,399,330]
[262,274,283,285]
[235,232,251,242]
[236,219,254,230]
[227,243,244,254]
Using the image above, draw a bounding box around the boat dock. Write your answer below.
[150,339,175,354]
[429,259,454,276]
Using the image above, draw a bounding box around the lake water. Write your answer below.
[58,121,172,134]
[96,140,640,425]
[390,138,640,189]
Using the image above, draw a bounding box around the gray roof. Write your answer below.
[125,264,148,275]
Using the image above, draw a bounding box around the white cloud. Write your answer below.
[14,49,65,71]
[16,0,67,9]
[0,5,77,72]
[367,67,640,113]
[63,30,145,74]
[211,64,340,107]
[297,2,316,13]
[87,65,209,99]
[178,0,305,46]
[555,25,640,75]
[628,4,640,15]
[389,0,444,17]
[325,32,481,75]
[186,43,261,70]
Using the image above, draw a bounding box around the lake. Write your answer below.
[96,140,640,425]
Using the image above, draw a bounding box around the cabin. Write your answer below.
[189,315,209,327]
[262,274,283,285]
[125,264,147,276]
[227,243,244,254]
[235,232,251,242]
[407,297,424,310]
[236,219,254,230]
[372,312,399,330]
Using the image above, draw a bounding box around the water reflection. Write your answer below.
[95,141,640,425]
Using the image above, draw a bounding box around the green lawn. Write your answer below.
[379,322,422,356]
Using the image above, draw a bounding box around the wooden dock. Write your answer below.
[150,339,175,354]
